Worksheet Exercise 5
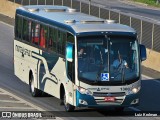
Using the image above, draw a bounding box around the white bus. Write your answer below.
[14,5,146,112]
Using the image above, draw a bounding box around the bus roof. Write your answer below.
[16,5,136,35]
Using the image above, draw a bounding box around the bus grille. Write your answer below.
[93,92,126,97]
[95,99,124,105]
[93,92,126,105]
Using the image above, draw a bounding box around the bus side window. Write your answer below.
[48,27,57,52]
[57,31,61,54]
[57,31,66,55]
[28,21,32,43]
[15,16,22,40]
[62,32,66,55]
[66,44,75,82]
[22,19,30,42]
[31,23,40,45]
[40,25,48,48]
[66,34,75,82]
[67,33,74,43]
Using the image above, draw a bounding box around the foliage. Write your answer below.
[132,0,160,7]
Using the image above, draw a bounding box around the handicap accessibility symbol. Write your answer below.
[101,73,109,81]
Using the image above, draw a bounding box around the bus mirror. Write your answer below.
[66,43,73,62]
[140,44,147,61]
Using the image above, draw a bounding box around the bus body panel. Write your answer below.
[14,40,39,85]
[75,80,140,107]
[14,40,75,105]
[14,5,146,110]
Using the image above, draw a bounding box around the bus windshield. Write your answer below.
[77,35,139,85]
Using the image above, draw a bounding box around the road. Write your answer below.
[0,21,160,119]
[8,0,160,23]
[80,0,160,22]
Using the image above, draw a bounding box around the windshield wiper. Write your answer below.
[121,67,126,83]
[114,61,126,83]
[95,51,104,83]
[95,65,104,83]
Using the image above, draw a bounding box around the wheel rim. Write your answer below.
[64,94,67,105]
[64,93,69,110]
[31,76,34,93]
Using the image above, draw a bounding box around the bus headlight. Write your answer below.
[127,86,140,95]
[77,87,93,96]
[132,88,138,94]
[132,87,140,94]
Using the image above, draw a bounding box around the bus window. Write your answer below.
[15,16,22,40]
[31,22,40,45]
[28,21,32,42]
[40,25,48,48]
[57,31,61,54]
[57,31,66,55]
[67,33,74,43]
[62,32,67,55]
[49,27,57,52]
[22,19,31,42]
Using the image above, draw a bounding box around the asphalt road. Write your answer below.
[0,21,160,119]
[80,0,160,22]
[9,0,160,23]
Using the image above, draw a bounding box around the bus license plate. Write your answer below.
[104,97,115,102]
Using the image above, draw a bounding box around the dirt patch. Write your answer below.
[142,49,160,72]
[0,0,21,18]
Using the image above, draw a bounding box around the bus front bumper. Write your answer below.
[76,90,139,108]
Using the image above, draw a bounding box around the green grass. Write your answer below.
[132,0,160,7]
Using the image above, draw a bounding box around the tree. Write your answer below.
[156,0,160,4]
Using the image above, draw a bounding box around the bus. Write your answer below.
[14,5,147,112]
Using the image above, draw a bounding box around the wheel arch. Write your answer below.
[29,70,33,85]
[60,83,65,100]
[29,69,37,88]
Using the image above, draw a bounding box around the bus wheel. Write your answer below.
[30,74,41,97]
[64,92,75,112]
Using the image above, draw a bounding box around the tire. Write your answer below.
[29,74,41,97]
[64,92,75,112]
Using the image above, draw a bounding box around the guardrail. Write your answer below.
[9,0,160,52]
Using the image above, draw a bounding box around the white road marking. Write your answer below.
[0,88,63,120]
[0,21,14,28]
[0,100,23,103]
[0,88,44,111]
[129,107,141,111]
[142,75,160,84]
[0,107,36,109]
[142,74,153,80]
[0,92,7,95]
[153,80,160,84]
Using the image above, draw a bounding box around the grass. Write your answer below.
[131,0,160,7]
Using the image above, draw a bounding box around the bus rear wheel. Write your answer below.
[29,74,41,97]
[64,92,75,112]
